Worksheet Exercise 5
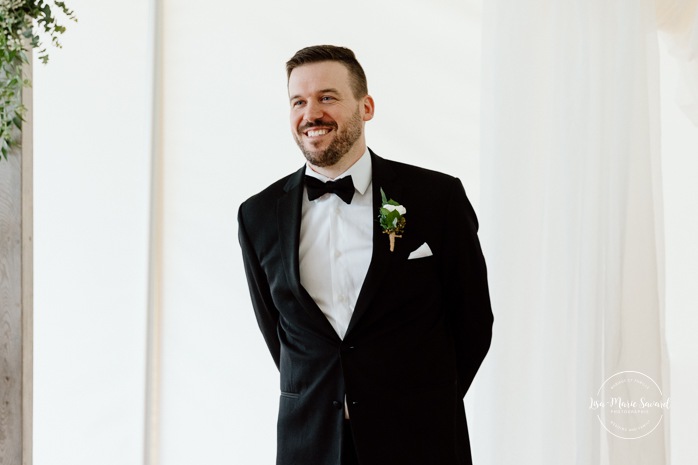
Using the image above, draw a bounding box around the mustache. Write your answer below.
[298,120,338,133]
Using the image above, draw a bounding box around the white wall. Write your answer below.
[158,1,481,464]
[32,1,152,464]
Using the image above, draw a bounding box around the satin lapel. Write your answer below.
[276,167,329,318]
[347,153,400,334]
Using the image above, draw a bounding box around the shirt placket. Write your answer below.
[329,197,351,340]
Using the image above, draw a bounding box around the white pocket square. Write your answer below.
[408,242,433,260]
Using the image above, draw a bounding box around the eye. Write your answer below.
[321,96,335,102]
[292,99,305,107]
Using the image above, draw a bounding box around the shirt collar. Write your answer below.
[304,148,372,196]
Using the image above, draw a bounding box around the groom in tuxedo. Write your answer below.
[238,45,493,465]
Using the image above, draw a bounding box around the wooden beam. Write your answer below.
[0,56,33,465]
[145,0,164,463]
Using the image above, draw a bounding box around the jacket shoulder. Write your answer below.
[374,154,462,196]
[239,169,300,215]
[387,159,458,183]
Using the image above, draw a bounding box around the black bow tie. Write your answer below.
[305,175,355,204]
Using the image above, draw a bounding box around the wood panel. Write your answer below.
[0,58,33,465]
[145,1,164,463]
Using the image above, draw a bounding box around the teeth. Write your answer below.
[307,129,329,137]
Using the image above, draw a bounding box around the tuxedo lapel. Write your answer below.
[276,167,334,327]
[347,153,401,335]
[278,154,403,338]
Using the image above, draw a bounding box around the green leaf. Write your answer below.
[0,0,77,163]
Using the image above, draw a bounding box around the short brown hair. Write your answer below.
[286,45,368,99]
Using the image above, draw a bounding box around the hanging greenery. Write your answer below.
[1,0,76,161]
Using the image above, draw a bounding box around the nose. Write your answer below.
[303,100,324,122]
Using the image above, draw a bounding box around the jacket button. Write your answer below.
[332,401,342,410]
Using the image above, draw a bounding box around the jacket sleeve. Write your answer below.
[442,177,494,398]
[238,204,281,369]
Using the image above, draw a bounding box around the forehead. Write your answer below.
[288,61,353,96]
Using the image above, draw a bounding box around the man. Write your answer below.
[238,45,493,465]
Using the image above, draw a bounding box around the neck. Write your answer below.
[308,142,366,179]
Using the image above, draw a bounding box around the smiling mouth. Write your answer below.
[304,128,332,138]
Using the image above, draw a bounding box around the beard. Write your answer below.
[294,106,363,168]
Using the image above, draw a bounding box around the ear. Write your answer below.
[361,95,375,122]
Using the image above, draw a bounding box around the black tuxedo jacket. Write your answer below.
[238,151,493,465]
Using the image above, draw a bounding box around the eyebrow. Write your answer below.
[289,88,341,102]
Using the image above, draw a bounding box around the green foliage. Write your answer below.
[1,0,76,161]
[378,188,407,233]
[379,207,404,231]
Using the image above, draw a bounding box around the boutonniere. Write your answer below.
[379,188,406,252]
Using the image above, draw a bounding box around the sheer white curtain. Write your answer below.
[471,0,676,463]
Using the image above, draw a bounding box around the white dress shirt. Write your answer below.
[299,149,373,340]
